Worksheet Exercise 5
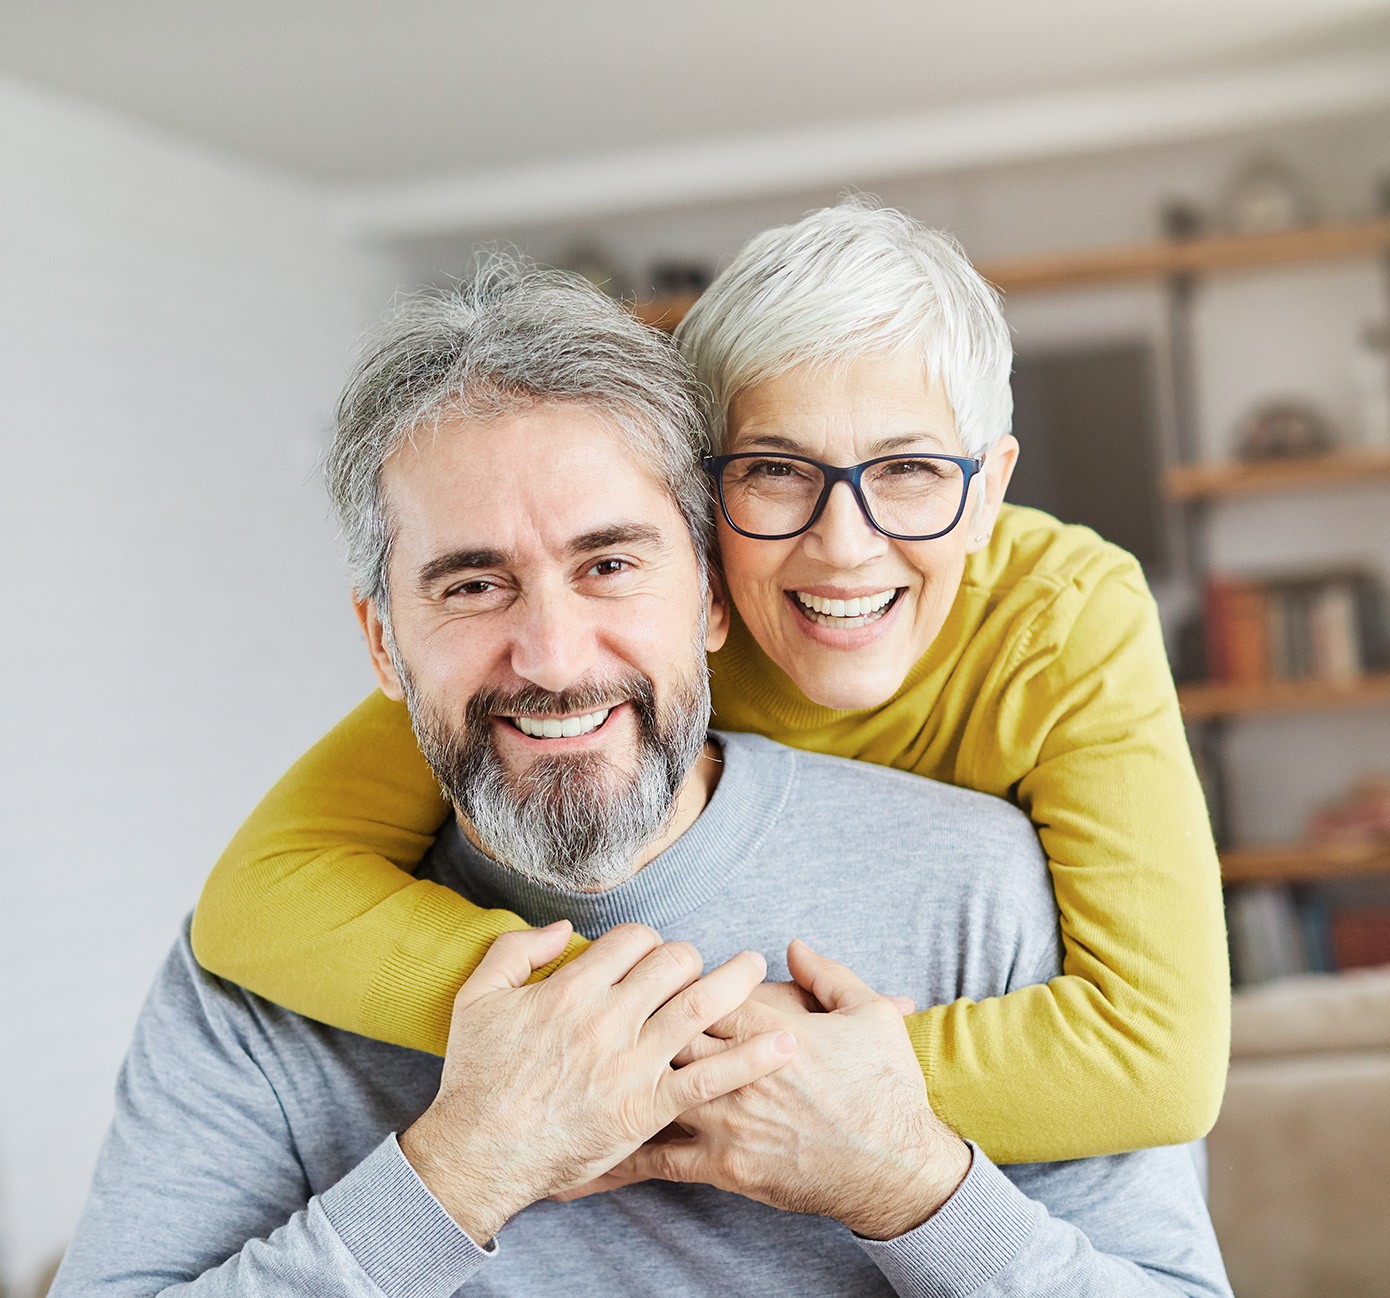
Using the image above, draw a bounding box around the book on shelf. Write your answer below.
[1228,875,1390,985]
[1201,568,1389,686]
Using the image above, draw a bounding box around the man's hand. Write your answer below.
[398,921,797,1245]
[558,938,970,1241]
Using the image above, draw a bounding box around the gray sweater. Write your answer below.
[53,731,1231,1297]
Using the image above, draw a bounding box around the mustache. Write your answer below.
[465,675,656,726]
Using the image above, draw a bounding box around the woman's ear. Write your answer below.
[354,596,406,701]
[965,435,1019,554]
[704,564,731,653]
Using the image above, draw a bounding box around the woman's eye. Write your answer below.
[882,458,943,477]
[748,459,803,479]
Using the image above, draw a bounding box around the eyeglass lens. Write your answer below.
[719,456,967,538]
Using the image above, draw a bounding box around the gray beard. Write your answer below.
[403,667,710,892]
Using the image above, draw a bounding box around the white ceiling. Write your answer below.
[4,1,1390,232]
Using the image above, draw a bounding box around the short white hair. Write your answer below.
[675,199,1013,456]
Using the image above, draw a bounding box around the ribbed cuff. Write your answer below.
[320,1135,493,1297]
[856,1143,1041,1297]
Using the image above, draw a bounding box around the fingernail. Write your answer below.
[774,1032,797,1054]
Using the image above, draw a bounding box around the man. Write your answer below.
[53,261,1229,1296]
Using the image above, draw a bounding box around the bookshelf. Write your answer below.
[974,216,1390,294]
[1221,840,1390,885]
[632,217,1390,330]
[1165,447,1390,502]
[1178,668,1390,722]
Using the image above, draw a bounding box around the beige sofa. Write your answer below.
[1208,966,1390,1298]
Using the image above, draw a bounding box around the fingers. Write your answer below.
[662,1029,796,1116]
[702,997,783,1043]
[642,950,766,1057]
[452,921,574,1012]
[616,940,704,1016]
[786,938,882,1013]
[671,1031,726,1068]
[888,995,917,1016]
[548,922,664,989]
[617,1138,704,1188]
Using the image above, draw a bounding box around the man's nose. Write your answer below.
[800,480,889,569]
[506,585,600,693]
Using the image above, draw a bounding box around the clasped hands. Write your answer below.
[399,921,971,1248]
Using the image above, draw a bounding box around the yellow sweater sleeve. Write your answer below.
[191,691,589,1055]
[904,565,1230,1162]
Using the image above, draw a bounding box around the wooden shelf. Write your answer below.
[977,217,1390,295]
[1165,448,1390,501]
[630,219,1390,329]
[1222,839,1390,884]
[1179,669,1390,721]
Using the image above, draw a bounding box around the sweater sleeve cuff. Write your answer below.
[856,1143,1042,1298]
[319,1134,493,1297]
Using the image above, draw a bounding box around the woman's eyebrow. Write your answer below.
[869,433,950,454]
[735,431,951,455]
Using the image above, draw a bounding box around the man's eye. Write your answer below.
[445,579,497,597]
[588,558,631,577]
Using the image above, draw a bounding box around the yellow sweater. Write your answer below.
[192,505,1229,1163]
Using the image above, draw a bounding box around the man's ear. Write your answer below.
[704,563,731,654]
[354,596,406,701]
[965,434,1019,555]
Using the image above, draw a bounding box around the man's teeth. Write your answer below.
[512,708,612,739]
[794,589,897,627]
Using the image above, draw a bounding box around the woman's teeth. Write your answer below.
[793,589,898,628]
[512,708,612,739]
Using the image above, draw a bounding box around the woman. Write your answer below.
[193,200,1228,1163]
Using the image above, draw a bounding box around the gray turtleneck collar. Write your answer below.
[427,730,799,938]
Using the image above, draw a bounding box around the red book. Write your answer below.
[1204,578,1268,684]
[1330,907,1390,970]
[1224,583,1270,685]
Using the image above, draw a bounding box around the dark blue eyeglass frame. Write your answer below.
[702,452,984,542]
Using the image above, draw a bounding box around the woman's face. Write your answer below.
[718,352,1017,710]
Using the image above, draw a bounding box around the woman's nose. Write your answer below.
[800,480,889,568]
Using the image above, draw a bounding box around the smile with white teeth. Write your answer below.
[511,708,612,739]
[792,589,899,629]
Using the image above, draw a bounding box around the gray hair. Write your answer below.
[675,198,1013,456]
[326,254,715,612]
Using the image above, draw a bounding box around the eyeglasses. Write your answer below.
[702,452,984,542]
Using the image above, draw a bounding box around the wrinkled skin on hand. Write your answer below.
[556,939,971,1241]
[399,921,797,1244]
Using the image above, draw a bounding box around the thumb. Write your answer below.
[786,938,882,1013]
[453,921,573,1011]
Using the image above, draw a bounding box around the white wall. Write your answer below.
[0,78,397,1292]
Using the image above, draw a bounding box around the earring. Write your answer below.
[973,533,988,542]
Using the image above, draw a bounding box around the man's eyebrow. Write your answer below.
[567,524,671,556]
[416,547,511,589]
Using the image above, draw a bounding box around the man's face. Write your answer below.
[360,403,727,890]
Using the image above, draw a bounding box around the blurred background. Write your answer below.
[2,2,1390,1294]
